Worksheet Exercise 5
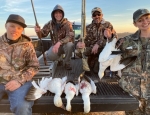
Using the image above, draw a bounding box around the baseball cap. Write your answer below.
[91,7,102,15]
[133,9,150,22]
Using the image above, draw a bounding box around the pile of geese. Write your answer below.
[25,73,97,113]
[25,37,137,113]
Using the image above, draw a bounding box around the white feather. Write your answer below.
[82,93,90,113]
[99,38,117,62]
[98,60,112,79]
[31,88,46,99]
[90,79,97,94]
[47,77,67,109]
[30,79,48,100]
[75,84,79,96]
[117,70,122,78]
[32,80,40,89]
[98,38,126,80]
[64,82,76,112]
[78,79,95,113]
[110,55,125,71]
[61,76,67,92]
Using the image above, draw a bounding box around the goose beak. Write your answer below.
[79,71,85,78]
[60,104,66,110]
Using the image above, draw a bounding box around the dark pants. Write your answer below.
[47,42,74,65]
[84,47,102,73]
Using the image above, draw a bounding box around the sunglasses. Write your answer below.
[93,13,101,17]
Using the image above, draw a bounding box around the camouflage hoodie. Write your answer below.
[40,4,74,45]
[0,33,39,85]
[119,30,150,99]
[84,19,116,49]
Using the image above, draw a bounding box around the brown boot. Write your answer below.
[65,63,72,70]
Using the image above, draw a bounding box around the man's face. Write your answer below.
[134,14,150,31]
[5,22,24,40]
[54,10,63,22]
[92,11,103,23]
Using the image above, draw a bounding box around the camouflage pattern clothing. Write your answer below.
[40,5,74,69]
[84,19,114,50]
[79,19,116,72]
[40,5,74,45]
[40,18,74,45]
[0,33,39,85]
[118,30,150,115]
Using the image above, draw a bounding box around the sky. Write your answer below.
[0,0,150,36]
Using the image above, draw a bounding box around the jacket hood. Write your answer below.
[51,4,64,23]
[51,18,69,31]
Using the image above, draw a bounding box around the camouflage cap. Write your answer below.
[133,9,150,22]
[91,7,102,15]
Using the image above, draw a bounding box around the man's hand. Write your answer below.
[34,26,41,33]
[52,42,61,53]
[92,44,99,54]
[76,42,85,49]
[5,80,21,91]
[104,28,113,39]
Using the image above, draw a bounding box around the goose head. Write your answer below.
[54,94,65,110]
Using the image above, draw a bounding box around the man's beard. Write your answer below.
[95,19,100,23]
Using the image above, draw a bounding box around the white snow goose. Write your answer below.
[98,38,137,79]
[76,72,97,113]
[64,80,78,112]
[98,38,125,79]
[25,77,52,100]
[47,76,67,110]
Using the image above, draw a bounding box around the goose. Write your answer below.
[25,77,52,100]
[98,38,125,79]
[77,72,97,113]
[47,76,67,110]
[64,81,78,112]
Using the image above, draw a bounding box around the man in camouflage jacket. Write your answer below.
[35,4,74,70]
[0,14,39,115]
[118,9,150,115]
[76,7,116,73]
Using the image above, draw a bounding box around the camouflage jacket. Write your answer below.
[119,30,150,99]
[0,33,39,85]
[84,19,116,49]
[41,18,74,45]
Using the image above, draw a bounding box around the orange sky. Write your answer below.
[24,24,138,36]
[0,25,137,37]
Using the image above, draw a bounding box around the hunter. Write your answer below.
[76,7,117,74]
[35,4,74,70]
[118,8,150,115]
[0,14,39,115]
